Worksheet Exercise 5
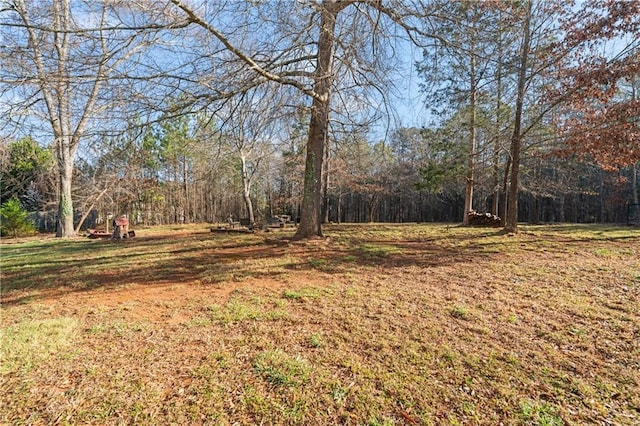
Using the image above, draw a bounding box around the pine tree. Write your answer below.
[0,198,36,238]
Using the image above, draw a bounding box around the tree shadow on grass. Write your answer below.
[1,234,279,304]
[3,224,637,306]
[2,232,486,306]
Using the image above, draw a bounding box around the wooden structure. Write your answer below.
[87,215,135,239]
[112,216,129,239]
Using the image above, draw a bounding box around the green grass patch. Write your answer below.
[282,286,324,301]
[1,317,78,374]
[252,349,312,387]
[206,296,288,324]
[307,333,323,348]
[307,258,326,268]
[356,243,404,258]
[519,399,564,425]
[450,305,470,320]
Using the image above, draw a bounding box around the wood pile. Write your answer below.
[467,211,501,227]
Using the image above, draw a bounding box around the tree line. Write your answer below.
[1,0,638,237]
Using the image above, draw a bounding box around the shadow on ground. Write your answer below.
[3,223,637,305]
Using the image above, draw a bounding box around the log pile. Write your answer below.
[467,211,501,227]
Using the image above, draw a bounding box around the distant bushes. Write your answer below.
[0,198,36,238]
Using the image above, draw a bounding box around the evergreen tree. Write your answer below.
[0,137,53,208]
[0,198,36,238]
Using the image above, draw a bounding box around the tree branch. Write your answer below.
[169,0,322,101]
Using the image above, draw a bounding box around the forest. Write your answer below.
[1,0,639,238]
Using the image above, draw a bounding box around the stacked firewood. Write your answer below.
[467,211,501,227]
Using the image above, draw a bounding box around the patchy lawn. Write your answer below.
[1,223,639,425]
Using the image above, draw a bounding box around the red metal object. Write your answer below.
[87,230,112,239]
[114,217,128,226]
[87,229,135,239]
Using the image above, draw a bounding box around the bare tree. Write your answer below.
[1,0,160,236]
[218,86,285,224]
[163,0,438,238]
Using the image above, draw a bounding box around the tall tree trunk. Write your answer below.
[632,81,639,206]
[182,156,189,223]
[492,27,503,217]
[504,1,532,234]
[241,155,254,223]
[266,169,274,219]
[599,169,606,223]
[500,156,511,227]
[557,195,565,223]
[462,93,476,223]
[16,0,112,237]
[368,195,377,223]
[463,26,477,225]
[632,163,639,205]
[295,2,340,238]
[56,151,74,237]
[491,139,501,215]
[322,136,331,224]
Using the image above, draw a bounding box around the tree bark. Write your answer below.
[322,136,331,224]
[182,156,189,223]
[632,82,639,206]
[241,155,255,223]
[295,2,341,238]
[500,156,511,227]
[632,163,639,205]
[368,194,379,223]
[504,1,532,234]
[463,50,477,225]
[56,151,75,237]
[492,23,503,217]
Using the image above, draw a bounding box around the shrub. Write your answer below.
[0,198,36,238]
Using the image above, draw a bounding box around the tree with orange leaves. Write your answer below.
[554,0,640,170]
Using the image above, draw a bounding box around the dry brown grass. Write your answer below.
[1,223,639,425]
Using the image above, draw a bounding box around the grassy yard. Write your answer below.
[1,223,639,425]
